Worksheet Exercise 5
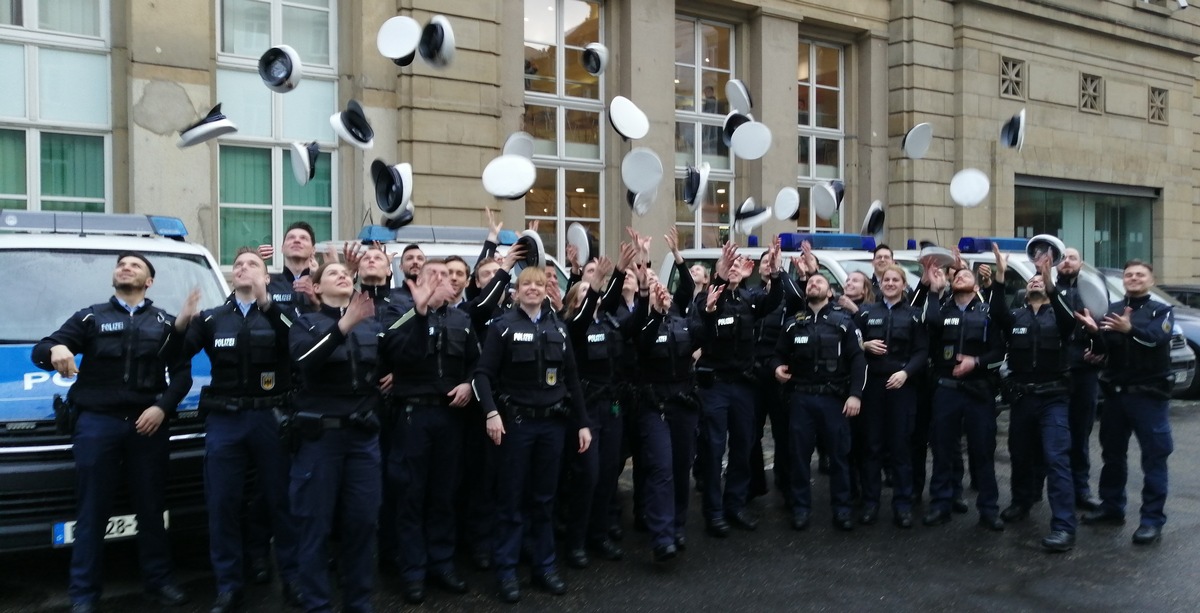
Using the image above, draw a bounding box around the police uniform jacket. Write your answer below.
[924,293,1006,381]
[180,294,293,398]
[989,281,1077,384]
[1056,272,1102,372]
[382,303,480,398]
[854,298,928,379]
[472,304,590,429]
[466,267,514,339]
[770,302,867,397]
[290,303,386,416]
[268,267,313,320]
[697,273,783,375]
[639,304,706,388]
[32,297,192,416]
[1097,294,1174,387]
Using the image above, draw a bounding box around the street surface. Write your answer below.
[3,401,1198,612]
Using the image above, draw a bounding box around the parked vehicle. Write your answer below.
[0,210,229,552]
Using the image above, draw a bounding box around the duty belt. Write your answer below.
[936,377,994,401]
[398,394,449,409]
[1102,379,1172,400]
[200,390,290,413]
[294,410,380,432]
[788,382,847,397]
[506,401,570,420]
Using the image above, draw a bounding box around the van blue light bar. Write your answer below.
[148,216,188,238]
[779,233,876,252]
[957,236,1029,254]
[497,229,519,245]
[358,225,394,243]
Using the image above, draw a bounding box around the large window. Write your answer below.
[523,0,603,260]
[216,0,336,266]
[674,17,733,248]
[1015,183,1154,269]
[0,0,111,213]
[795,40,844,232]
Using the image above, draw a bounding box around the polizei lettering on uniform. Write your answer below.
[213,337,236,347]
[99,322,125,333]
[717,317,735,326]
[587,333,606,343]
[944,318,961,326]
[512,332,534,342]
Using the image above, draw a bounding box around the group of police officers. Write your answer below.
[35,218,1176,613]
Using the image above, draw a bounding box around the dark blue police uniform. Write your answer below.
[1057,272,1104,505]
[33,297,191,608]
[1090,294,1174,537]
[289,304,385,613]
[855,297,927,524]
[381,301,480,592]
[560,273,640,564]
[923,293,1006,526]
[990,281,1078,539]
[473,303,590,597]
[773,302,867,529]
[181,295,300,600]
[695,274,781,534]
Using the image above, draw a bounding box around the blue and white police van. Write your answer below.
[0,210,228,552]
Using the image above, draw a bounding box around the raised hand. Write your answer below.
[1074,308,1099,333]
[617,241,637,272]
[343,291,375,327]
[1101,307,1134,334]
[258,244,275,261]
[566,244,581,273]
[665,226,682,263]
[502,244,527,271]
[705,284,725,312]
[485,207,503,242]
[990,243,1008,282]
[342,241,364,272]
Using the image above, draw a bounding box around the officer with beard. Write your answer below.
[986,248,1080,552]
[772,273,867,532]
[33,253,194,612]
[921,266,1006,531]
[1054,248,1104,510]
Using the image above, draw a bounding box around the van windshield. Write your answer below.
[0,249,228,343]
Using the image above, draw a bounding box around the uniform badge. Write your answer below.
[944,347,954,361]
[545,368,557,386]
[261,372,276,391]
[1163,320,1172,333]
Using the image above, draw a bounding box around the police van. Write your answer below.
[0,210,229,552]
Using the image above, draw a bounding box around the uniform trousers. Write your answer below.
[638,394,700,549]
[391,404,464,582]
[929,385,999,516]
[1009,392,1075,533]
[786,392,851,517]
[1098,391,1173,527]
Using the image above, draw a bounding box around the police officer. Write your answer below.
[1078,259,1174,545]
[695,241,782,537]
[263,221,319,320]
[921,266,1006,530]
[1054,247,1104,510]
[559,246,639,568]
[854,264,927,528]
[772,273,867,531]
[33,252,193,613]
[636,273,707,561]
[380,259,478,603]
[473,266,592,604]
[289,262,386,613]
[178,248,301,610]
[987,248,1079,551]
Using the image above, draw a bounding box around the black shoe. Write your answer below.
[534,571,567,596]
[401,581,426,605]
[588,538,624,561]
[1132,524,1162,545]
[1081,508,1126,526]
[923,509,952,527]
[1076,497,1103,512]
[1000,504,1030,523]
[653,543,678,563]
[726,509,759,531]
[859,505,879,525]
[281,581,303,609]
[791,511,811,531]
[979,514,1005,532]
[472,550,493,570]
[497,578,520,604]
[249,556,271,585]
[209,591,243,613]
[431,568,469,594]
[674,532,687,551]
[894,510,914,529]
[1041,530,1075,552]
[608,524,624,541]
[833,513,855,532]
[146,584,189,607]
[706,517,730,538]
[952,498,969,514]
[71,603,97,613]
[566,548,589,569]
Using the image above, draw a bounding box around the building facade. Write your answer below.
[2,0,1198,278]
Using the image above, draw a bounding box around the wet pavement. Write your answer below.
[3,400,1199,612]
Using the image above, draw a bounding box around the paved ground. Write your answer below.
[3,400,1199,612]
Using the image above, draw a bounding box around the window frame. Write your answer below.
[214,0,339,270]
[1,2,113,213]
[522,0,605,261]
[674,15,736,248]
[796,38,845,233]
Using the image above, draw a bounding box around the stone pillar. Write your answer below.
[748,9,800,242]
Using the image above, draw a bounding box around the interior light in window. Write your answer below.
[704,58,710,63]
[716,189,726,194]
[575,187,585,192]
